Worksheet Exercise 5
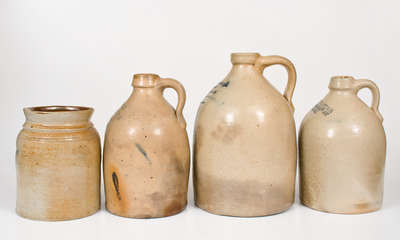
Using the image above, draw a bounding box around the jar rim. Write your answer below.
[27,105,93,112]
[23,105,94,127]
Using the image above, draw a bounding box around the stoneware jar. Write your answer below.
[193,53,297,217]
[16,106,101,221]
[299,76,386,214]
[104,74,190,218]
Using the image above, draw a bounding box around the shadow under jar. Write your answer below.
[16,106,101,221]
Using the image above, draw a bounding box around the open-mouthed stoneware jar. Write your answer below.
[16,106,101,221]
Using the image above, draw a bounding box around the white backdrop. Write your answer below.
[1,0,399,239]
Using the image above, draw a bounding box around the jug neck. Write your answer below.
[229,52,262,77]
[231,52,259,68]
[132,73,160,88]
[130,73,163,95]
[328,76,358,95]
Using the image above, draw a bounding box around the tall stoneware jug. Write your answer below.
[299,76,386,214]
[104,74,190,218]
[194,53,297,216]
[16,106,101,221]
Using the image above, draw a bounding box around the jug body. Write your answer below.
[299,76,386,214]
[194,53,297,216]
[16,106,101,221]
[104,74,190,218]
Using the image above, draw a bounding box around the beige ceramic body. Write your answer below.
[299,76,386,214]
[16,106,101,221]
[194,53,297,217]
[104,74,190,218]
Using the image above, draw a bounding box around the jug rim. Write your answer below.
[231,53,260,65]
[329,76,355,90]
[132,73,160,88]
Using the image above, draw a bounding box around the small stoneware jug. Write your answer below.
[193,53,297,217]
[104,74,190,218]
[299,76,386,214]
[16,106,101,221]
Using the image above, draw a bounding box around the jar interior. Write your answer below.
[31,106,91,112]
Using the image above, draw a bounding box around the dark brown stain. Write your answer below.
[211,123,242,143]
[163,200,184,216]
[171,156,185,175]
[355,202,370,211]
[150,192,164,202]
[134,214,153,218]
[112,172,121,200]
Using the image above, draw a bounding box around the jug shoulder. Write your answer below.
[300,98,385,141]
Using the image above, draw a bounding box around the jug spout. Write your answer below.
[231,52,260,65]
[132,73,160,88]
[328,76,355,90]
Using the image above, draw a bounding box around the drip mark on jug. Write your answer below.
[312,101,334,116]
[136,143,152,164]
[220,81,230,87]
[112,172,121,200]
[201,81,231,105]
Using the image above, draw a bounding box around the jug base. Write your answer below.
[301,201,381,214]
[195,202,293,217]
[105,203,187,219]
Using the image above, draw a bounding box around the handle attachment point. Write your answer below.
[353,79,383,122]
[254,55,297,113]
[156,78,187,128]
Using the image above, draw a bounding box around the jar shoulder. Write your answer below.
[17,126,100,143]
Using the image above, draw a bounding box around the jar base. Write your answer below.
[195,201,293,217]
[16,207,100,221]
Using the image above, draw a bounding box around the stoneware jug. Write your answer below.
[16,106,101,221]
[193,53,297,217]
[104,74,190,218]
[299,76,386,214]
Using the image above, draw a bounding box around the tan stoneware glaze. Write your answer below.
[104,74,190,218]
[193,53,297,217]
[299,76,386,214]
[16,106,101,221]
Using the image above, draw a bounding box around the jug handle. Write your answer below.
[254,55,297,113]
[353,79,383,122]
[156,78,187,128]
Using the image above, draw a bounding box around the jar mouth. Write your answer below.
[29,106,92,112]
[23,105,94,127]
[231,52,260,65]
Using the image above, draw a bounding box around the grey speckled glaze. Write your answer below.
[194,53,297,217]
[299,76,386,214]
